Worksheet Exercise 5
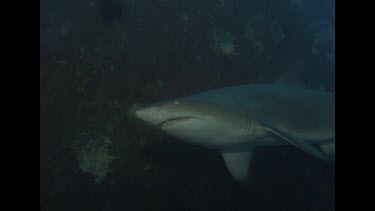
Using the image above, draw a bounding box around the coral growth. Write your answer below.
[76,136,117,184]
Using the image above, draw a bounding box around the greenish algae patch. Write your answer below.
[212,30,237,56]
[76,136,117,184]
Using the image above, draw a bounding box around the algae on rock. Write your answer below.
[75,136,117,184]
[211,30,237,56]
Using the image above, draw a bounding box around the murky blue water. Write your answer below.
[40,0,335,210]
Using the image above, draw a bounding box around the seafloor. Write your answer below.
[40,0,335,210]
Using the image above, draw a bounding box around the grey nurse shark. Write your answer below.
[135,79,335,185]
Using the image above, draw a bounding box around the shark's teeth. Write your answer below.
[157,116,200,128]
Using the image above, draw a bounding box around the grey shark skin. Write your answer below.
[135,83,335,185]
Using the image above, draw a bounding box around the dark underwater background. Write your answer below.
[40,0,335,210]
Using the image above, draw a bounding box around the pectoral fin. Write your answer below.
[260,125,330,162]
[222,150,253,185]
[320,142,335,161]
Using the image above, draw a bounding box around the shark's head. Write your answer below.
[135,97,254,147]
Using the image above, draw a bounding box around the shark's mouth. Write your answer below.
[157,116,201,128]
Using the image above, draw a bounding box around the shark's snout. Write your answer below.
[134,109,142,118]
[134,107,150,121]
[134,105,164,126]
[135,109,151,123]
[134,103,201,128]
[129,103,143,117]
